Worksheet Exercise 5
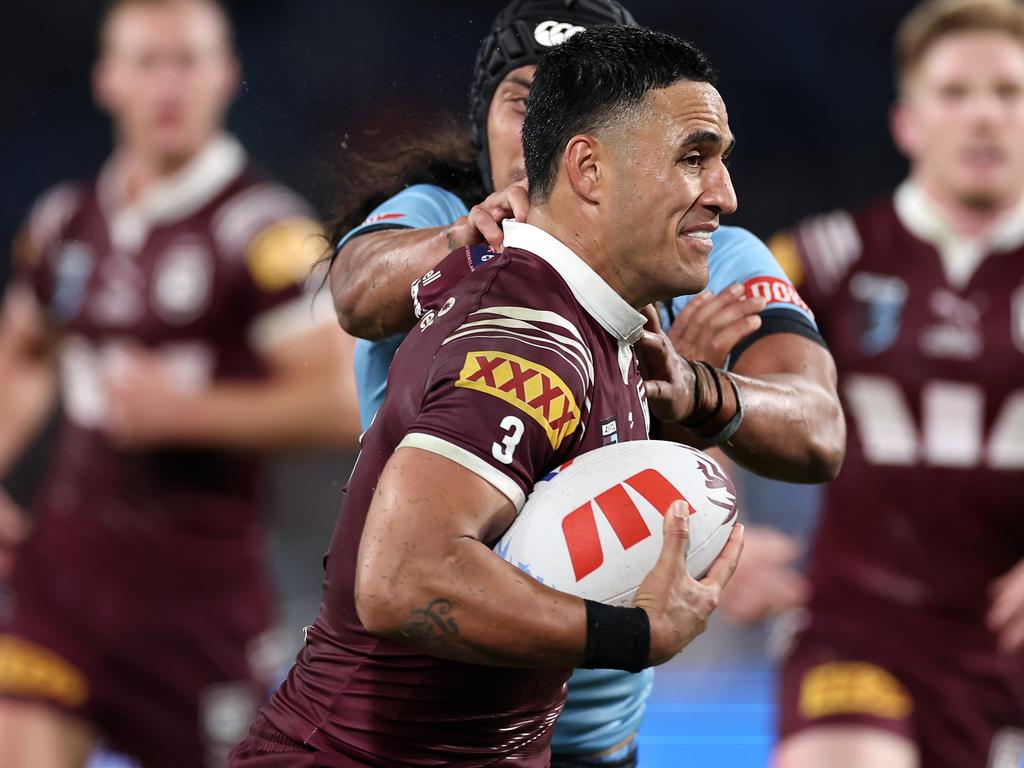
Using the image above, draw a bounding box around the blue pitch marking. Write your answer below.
[636,658,776,767]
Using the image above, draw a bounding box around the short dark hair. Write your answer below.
[522,25,717,201]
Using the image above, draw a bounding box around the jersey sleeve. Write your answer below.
[767,209,863,309]
[9,182,84,315]
[399,262,590,510]
[337,183,470,249]
[663,226,825,368]
[214,181,334,352]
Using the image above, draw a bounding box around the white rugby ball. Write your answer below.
[494,440,738,606]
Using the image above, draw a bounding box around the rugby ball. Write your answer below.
[494,440,738,606]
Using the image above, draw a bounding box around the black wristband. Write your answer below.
[582,600,651,673]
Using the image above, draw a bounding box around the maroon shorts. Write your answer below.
[0,512,273,768]
[778,609,1024,768]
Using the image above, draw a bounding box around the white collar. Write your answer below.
[502,220,646,345]
[99,134,247,226]
[894,179,1024,289]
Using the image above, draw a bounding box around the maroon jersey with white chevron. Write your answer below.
[12,134,324,575]
[251,222,650,767]
[774,181,1024,633]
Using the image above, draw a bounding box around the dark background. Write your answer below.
[3,0,919,286]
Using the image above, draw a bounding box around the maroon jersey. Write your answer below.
[250,222,649,767]
[773,180,1024,637]
[11,134,325,572]
[0,135,328,765]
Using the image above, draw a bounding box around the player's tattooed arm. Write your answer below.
[399,598,462,648]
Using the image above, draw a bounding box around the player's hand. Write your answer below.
[0,486,30,580]
[633,500,744,665]
[636,305,697,422]
[445,179,530,252]
[718,526,809,625]
[988,559,1024,653]
[667,285,766,368]
[104,349,191,448]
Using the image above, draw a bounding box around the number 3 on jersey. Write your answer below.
[492,416,525,465]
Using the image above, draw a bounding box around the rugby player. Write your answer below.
[769,1,1024,766]
[230,26,745,767]
[328,1,845,765]
[0,1,358,766]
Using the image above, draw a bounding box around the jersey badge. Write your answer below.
[919,288,985,361]
[849,272,908,355]
[743,276,813,318]
[51,242,95,322]
[600,417,618,445]
[456,350,581,449]
[153,241,213,325]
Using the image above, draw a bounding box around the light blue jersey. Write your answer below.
[348,183,819,755]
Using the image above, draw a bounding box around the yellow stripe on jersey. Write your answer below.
[246,217,324,292]
[456,351,581,449]
[0,635,89,708]
[799,661,913,721]
[768,231,804,288]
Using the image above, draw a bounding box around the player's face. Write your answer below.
[95,0,238,166]
[604,80,737,303]
[487,65,533,191]
[896,31,1024,209]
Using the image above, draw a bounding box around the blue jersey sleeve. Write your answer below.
[659,226,823,368]
[349,185,470,429]
[338,183,469,250]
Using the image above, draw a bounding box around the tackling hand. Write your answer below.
[444,179,529,252]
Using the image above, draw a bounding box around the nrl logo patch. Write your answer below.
[456,351,580,448]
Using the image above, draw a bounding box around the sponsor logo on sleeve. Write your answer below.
[743,276,814,317]
[799,661,912,721]
[456,351,581,449]
[245,217,323,291]
[0,635,89,707]
[361,212,406,225]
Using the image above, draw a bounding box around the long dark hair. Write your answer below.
[324,113,486,266]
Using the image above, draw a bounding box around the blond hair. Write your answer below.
[896,0,1024,89]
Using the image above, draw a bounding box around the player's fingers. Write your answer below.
[708,315,762,362]
[468,208,505,250]
[656,500,691,574]
[988,568,1024,631]
[667,290,708,348]
[702,523,745,590]
[506,184,531,222]
[640,304,663,334]
[998,612,1024,653]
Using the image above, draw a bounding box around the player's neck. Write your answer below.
[117,145,202,204]
[914,175,1023,239]
[526,207,638,306]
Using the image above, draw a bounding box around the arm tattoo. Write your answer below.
[399,598,462,650]
[444,228,457,252]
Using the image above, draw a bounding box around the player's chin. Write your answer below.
[669,241,710,295]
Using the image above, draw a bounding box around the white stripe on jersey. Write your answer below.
[798,210,862,296]
[443,306,594,390]
[212,183,314,258]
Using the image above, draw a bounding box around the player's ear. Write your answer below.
[564,135,602,204]
[890,99,918,160]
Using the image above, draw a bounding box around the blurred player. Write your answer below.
[328,1,844,765]
[0,0,359,766]
[769,1,1024,766]
[231,27,745,767]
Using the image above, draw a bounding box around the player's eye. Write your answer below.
[680,152,703,169]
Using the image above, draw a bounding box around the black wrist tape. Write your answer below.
[582,600,651,673]
[682,361,723,428]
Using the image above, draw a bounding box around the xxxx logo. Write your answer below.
[562,469,687,582]
[456,351,580,448]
